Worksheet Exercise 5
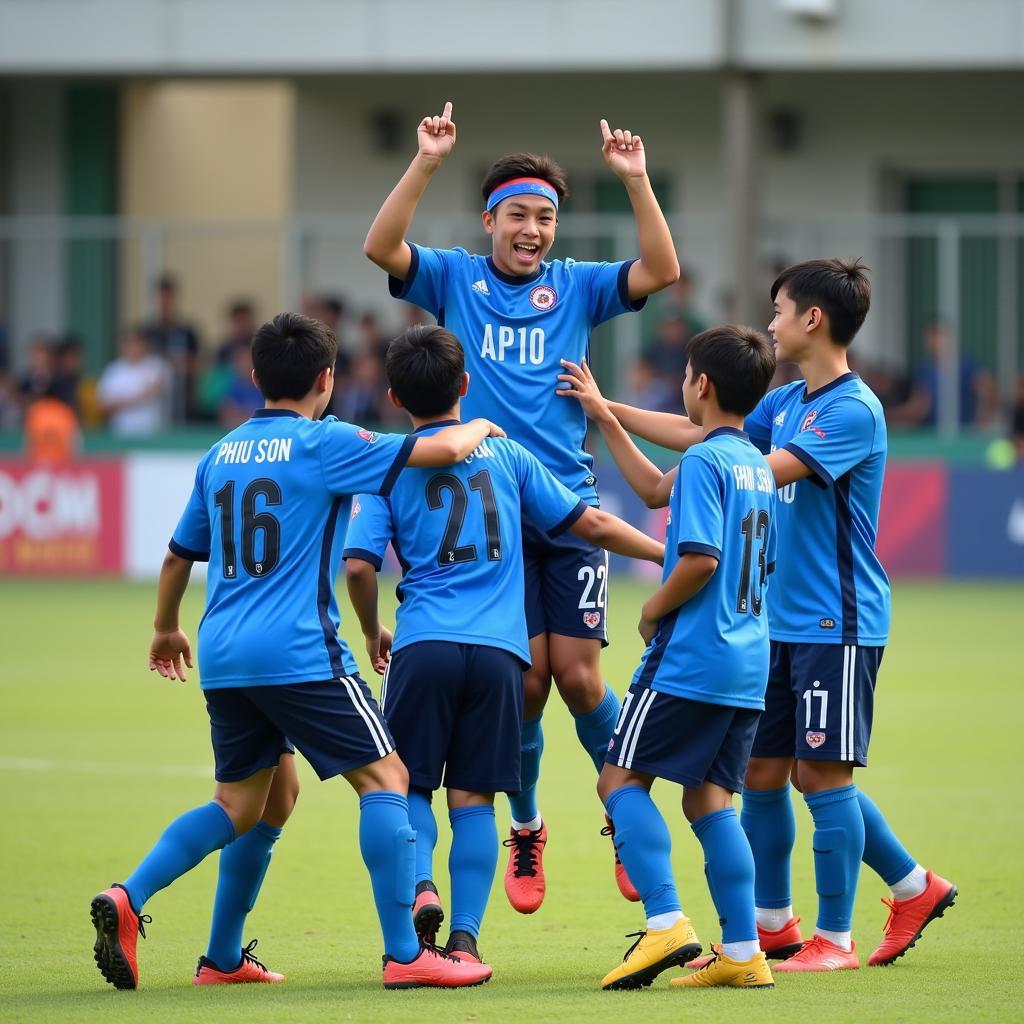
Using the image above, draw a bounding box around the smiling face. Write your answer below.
[482,194,557,276]
[769,285,816,363]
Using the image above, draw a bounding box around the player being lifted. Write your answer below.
[591,260,956,972]
[364,101,679,912]
[90,313,501,991]
[345,325,663,970]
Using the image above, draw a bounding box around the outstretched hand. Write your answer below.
[556,359,612,422]
[599,119,647,181]
[149,628,193,682]
[417,101,457,162]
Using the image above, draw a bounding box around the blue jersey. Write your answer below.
[343,421,585,664]
[632,428,776,710]
[389,244,644,503]
[745,372,890,646]
[169,410,415,689]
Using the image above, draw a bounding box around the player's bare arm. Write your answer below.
[571,507,664,565]
[346,558,391,675]
[363,101,456,279]
[407,417,506,467]
[557,358,675,508]
[609,401,703,452]
[149,550,195,682]
[637,553,718,645]
[598,119,679,300]
[765,449,814,488]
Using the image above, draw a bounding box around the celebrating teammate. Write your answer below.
[344,325,664,969]
[89,313,501,991]
[599,259,956,972]
[363,101,680,912]
[558,327,779,991]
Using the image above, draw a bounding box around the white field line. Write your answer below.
[0,756,211,779]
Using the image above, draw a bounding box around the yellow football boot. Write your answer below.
[601,918,702,990]
[670,949,774,989]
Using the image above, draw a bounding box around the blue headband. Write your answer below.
[486,177,559,213]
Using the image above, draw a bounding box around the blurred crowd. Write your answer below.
[1,269,1023,465]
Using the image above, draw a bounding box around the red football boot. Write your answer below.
[382,944,492,988]
[688,916,803,970]
[193,939,285,985]
[445,929,484,965]
[412,884,445,946]
[503,823,547,914]
[600,815,641,902]
[90,884,151,990]
[773,935,859,972]
[868,871,957,966]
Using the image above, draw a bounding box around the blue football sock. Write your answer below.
[693,808,757,944]
[741,786,796,909]
[205,820,281,970]
[605,786,681,918]
[508,714,543,825]
[122,801,235,912]
[407,788,438,886]
[804,785,865,933]
[359,792,420,963]
[858,790,917,885]
[572,685,620,773]
[448,805,498,938]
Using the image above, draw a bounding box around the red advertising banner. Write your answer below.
[0,460,125,576]
[877,463,947,576]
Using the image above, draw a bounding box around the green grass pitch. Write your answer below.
[1,577,1021,1022]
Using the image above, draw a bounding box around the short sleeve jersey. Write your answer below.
[632,428,776,709]
[170,410,415,688]
[389,245,644,503]
[744,372,890,646]
[343,422,585,664]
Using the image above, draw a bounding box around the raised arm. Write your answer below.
[363,101,456,279]
[608,401,702,452]
[407,418,506,467]
[598,119,679,300]
[558,358,676,508]
[149,550,195,682]
[571,506,664,565]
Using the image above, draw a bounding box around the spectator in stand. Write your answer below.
[335,350,386,424]
[217,340,262,429]
[0,370,21,430]
[644,314,692,381]
[143,274,200,424]
[358,310,388,364]
[653,265,707,340]
[624,352,681,414]
[215,300,257,365]
[24,386,81,464]
[1011,374,1024,463]
[17,335,57,407]
[97,327,170,438]
[888,320,997,429]
[51,335,85,416]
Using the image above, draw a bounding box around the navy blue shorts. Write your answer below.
[204,675,394,783]
[522,517,609,644]
[381,641,524,794]
[750,641,884,766]
[605,683,761,793]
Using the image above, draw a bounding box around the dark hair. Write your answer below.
[385,325,465,418]
[771,258,871,346]
[251,312,337,401]
[481,152,570,207]
[687,325,776,416]
[228,299,253,319]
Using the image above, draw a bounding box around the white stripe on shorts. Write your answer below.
[380,660,392,712]
[847,646,857,762]
[840,645,849,761]
[339,675,390,757]
[616,689,652,767]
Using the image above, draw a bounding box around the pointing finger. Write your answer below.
[599,118,613,143]
[442,101,453,120]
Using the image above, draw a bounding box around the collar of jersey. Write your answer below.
[485,255,545,286]
[252,408,302,419]
[413,418,460,433]
[801,371,858,404]
[704,426,749,442]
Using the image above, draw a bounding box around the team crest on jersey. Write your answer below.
[357,429,379,443]
[529,285,557,311]
[806,731,826,749]
[607,737,615,751]
[583,611,601,629]
[800,409,827,438]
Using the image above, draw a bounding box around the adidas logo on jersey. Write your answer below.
[774,411,787,426]
[472,279,490,295]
